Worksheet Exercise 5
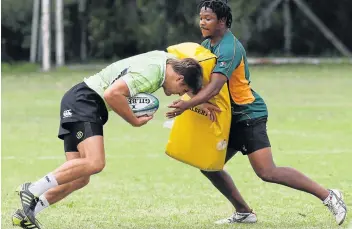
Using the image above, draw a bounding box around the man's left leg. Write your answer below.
[248,147,329,199]
[245,116,347,225]
[248,147,347,225]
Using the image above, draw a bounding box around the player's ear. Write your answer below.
[219,17,226,26]
[177,75,184,81]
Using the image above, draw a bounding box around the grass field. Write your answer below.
[2,64,352,229]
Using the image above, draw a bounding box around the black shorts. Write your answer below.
[226,116,271,162]
[58,82,108,140]
[63,122,103,152]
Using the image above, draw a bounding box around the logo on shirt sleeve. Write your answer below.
[63,109,72,118]
[111,67,130,85]
[219,61,227,67]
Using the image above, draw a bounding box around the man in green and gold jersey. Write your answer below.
[167,0,347,226]
[12,50,203,229]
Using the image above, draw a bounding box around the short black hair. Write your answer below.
[198,0,232,28]
[167,58,203,94]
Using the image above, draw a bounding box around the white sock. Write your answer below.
[34,194,50,216]
[323,190,332,204]
[29,173,58,197]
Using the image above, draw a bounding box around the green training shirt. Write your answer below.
[84,51,175,110]
[201,30,268,122]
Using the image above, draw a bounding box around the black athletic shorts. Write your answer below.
[58,82,108,150]
[226,116,271,162]
[63,122,103,152]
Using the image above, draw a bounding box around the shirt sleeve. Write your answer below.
[212,44,242,79]
[120,64,162,97]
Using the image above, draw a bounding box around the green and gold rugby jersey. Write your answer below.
[201,30,268,122]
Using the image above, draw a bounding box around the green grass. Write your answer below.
[2,64,352,229]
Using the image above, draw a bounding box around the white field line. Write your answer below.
[1,153,164,160]
[2,148,348,161]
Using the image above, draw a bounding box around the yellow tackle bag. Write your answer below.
[165,42,232,171]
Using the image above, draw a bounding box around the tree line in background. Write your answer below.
[2,0,352,63]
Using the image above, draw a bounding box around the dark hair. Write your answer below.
[198,0,232,28]
[167,58,203,94]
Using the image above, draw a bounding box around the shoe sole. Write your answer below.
[12,212,23,226]
[215,215,258,224]
[215,220,257,225]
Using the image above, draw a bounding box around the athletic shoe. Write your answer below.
[16,183,40,228]
[215,212,257,224]
[324,189,347,225]
[12,209,41,229]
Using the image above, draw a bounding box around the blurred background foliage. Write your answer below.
[2,0,352,62]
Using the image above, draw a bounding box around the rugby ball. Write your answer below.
[128,93,159,117]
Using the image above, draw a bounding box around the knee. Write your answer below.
[255,168,275,182]
[87,159,106,174]
[75,176,90,189]
[80,176,90,187]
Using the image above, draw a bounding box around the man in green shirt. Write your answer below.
[12,50,203,229]
[167,0,347,226]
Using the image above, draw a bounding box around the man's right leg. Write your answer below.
[200,143,256,222]
[18,122,105,226]
[200,169,251,213]
[200,122,257,224]
[13,152,90,229]
[38,152,90,212]
[27,135,105,197]
[200,169,257,224]
[40,131,96,208]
